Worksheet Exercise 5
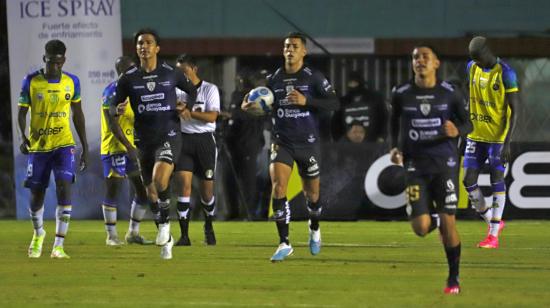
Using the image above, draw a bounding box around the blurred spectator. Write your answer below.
[222,69,268,219]
[332,71,387,143]
[339,122,367,144]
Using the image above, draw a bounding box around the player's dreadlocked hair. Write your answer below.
[45,40,66,56]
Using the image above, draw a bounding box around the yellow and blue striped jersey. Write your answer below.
[18,69,81,152]
[467,58,519,143]
[100,81,135,155]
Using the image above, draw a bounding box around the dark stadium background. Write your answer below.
[2,0,550,219]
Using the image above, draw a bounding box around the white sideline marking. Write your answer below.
[184,302,337,307]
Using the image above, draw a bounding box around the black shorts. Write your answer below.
[270,143,320,178]
[136,135,182,186]
[175,132,217,180]
[405,168,458,218]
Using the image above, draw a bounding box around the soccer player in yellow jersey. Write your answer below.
[100,56,152,246]
[462,36,520,249]
[17,40,89,259]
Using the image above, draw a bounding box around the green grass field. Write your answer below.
[1,220,549,307]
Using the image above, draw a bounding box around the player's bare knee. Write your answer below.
[412,225,429,237]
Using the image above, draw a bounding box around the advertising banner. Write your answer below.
[8,0,123,219]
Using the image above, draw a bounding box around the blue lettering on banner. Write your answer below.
[20,0,115,18]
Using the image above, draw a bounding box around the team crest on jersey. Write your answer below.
[420,103,431,116]
[285,85,294,94]
[146,81,156,92]
[492,83,500,91]
[65,93,71,100]
[37,93,44,101]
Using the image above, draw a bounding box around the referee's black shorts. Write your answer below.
[175,132,217,180]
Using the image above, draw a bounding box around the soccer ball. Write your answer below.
[245,86,274,116]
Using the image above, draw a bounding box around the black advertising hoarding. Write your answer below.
[288,142,550,220]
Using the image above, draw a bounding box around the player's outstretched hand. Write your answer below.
[443,120,459,137]
[390,147,403,165]
[79,149,88,172]
[19,137,30,155]
[286,90,306,106]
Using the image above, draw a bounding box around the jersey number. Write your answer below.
[465,140,476,154]
[406,185,420,203]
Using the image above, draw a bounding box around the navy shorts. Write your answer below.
[24,146,75,189]
[101,153,139,178]
[463,138,506,172]
[270,143,320,178]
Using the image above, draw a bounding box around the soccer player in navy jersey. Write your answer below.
[243,32,339,262]
[108,28,196,259]
[390,45,472,294]
[100,56,153,246]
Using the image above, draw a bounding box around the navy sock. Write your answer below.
[273,197,289,244]
[307,200,321,231]
[445,243,461,286]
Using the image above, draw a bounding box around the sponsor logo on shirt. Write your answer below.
[137,102,171,113]
[140,93,165,102]
[411,118,441,128]
[36,126,63,136]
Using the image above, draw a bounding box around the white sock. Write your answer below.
[177,196,191,220]
[480,207,493,224]
[102,204,118,238]
[129,200,147,234]
[54,205,72,247]
[489,192,506,237]
[201,197,215,217]
[467,186,487,213]
[29,206,45,236]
